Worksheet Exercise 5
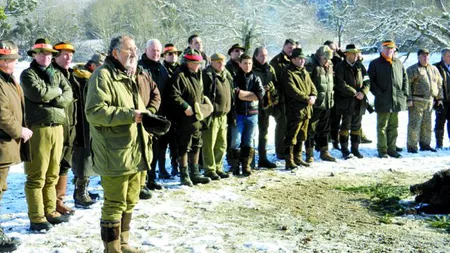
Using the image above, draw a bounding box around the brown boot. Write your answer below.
[285,146,297,170]
[305,147,314,163]
[56,175,75,215]
[228,149,240,176]
[101,220,121,253]
[319,146,336,162]
[293,142,310,167]
[240,147,254,177]
[121,213,144,253]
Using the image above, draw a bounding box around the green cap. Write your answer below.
[290,48,306,59]
[211,52,226,61]
[27,38,58,56]
[417,48,430,56]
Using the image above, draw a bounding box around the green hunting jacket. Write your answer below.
[85,56,150,176]
[305,55,334,110]
[281,63,317,119]
[20,60,73,126]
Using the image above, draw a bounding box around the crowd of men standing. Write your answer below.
[0,34,450,252]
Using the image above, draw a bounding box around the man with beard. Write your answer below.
[334,44,370,159]
[21,38,73,231]
[304,45,336,163]
[138,39,169,199]
[269,39,296,159]
[368,40,408,158]
[252,47,280,168]
[0,39,32,251]
[85,35,149,252]
[167,49,212,186]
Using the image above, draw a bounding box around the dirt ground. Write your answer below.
[137,168,450,253]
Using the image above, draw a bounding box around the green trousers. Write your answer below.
[376,112,399,153]
[24,125,63,223]
[101,172,140,221]
[407,100,433,149]
[202,115,227,173]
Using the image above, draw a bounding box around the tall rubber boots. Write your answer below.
[56,175,75,215]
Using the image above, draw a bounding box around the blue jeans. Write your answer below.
[230,114,258,149]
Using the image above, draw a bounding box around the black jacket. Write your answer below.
[234,70,264,115]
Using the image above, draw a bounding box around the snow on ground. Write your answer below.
[2,53,450,252]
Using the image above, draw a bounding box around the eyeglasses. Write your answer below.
[120,47,138,55]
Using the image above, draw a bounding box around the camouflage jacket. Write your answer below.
[305,54,334,110]
[406,63,443,102]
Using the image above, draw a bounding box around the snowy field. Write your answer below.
[2,53,450,252]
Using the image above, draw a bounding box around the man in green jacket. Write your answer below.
[0,39,32,251]
[305,45,336,162]
[282,48,317,169]
[434,48,450,149]
[21,38,73,231]
[85,35,148,253]
[202,53,232,180]
[167,49,211,186]
[368,40,409,158]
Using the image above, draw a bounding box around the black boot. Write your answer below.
[240,146,254,177]
[258,150,276,168]
[0,227,19,251]
[228,149,240,176]
[330,129,340,150]
[74,177,96,208]
[339,134,353,159]
[350,134,364,158]
[146,170,162,190]
[179,166,193,187]
[189,164,211,184]
[435,130,444,149]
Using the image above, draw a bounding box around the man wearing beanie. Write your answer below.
[228,54,265,177]
[0,39,32,251]
[368,40,408,158]
[406,49,443,153]
[282,48,317,170]
[85,35,149,252]
[201,53,233,180]
[167,49,212,186]
[51,42,78,216]
[21,38,73,231]
[304,45,337,163]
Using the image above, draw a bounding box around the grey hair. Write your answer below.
[145,39,162,49]
[253,47,265,58]
[441,48,450,58]
[108,35,134,55]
